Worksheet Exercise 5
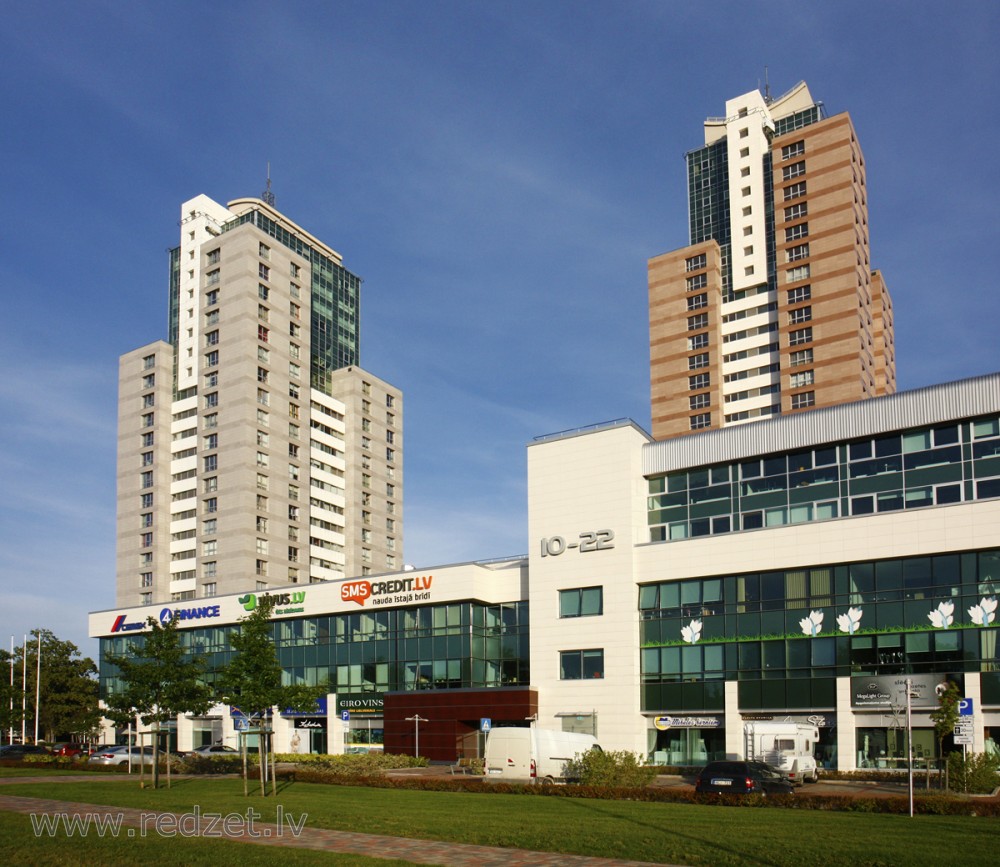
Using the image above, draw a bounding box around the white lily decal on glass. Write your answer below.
[799,610,824,637]
[681,619,703,644]
[969,597,998,626]
[927,600,954,629]
[836,607,863,635]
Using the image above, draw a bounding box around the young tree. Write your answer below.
[929,679,961,791]
[104,615,214,788]
[216,596,325,795]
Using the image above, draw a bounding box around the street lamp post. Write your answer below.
[405,714,428,758]
[905,678,914,819]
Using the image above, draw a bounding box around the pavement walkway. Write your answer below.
[0,776,678,867]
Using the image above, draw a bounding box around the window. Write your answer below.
[205,350,219,367]
[203,540,217,557]
[204,412,218,428]
[256,430,269,447]
[258,325,269,342]
[142,374,155,389]
[386,447,395,462]
[781,140,805,160]
[203,455,217,472]
[739,127,749,138]
[686,273,707,291]
[789,348,814,367]
[205,310,219,326]
[786,264,810,283]
[257,366,269,383]
[256,451,269,467]
[782,161,806,181]
[141,451,153,466]
[142,432,154,447]
[257,388,269,406]
[140,532,152,548]
[687,293,708,311]
[288,443,299,458]
[784,181,806,200]
[289,322,300,338]
[141,512,152,527]
[205,497,217,513]
[258,304,269,322]
[141,471,153,489]
[791,391,816,409]
[203,434,219,450]
[206,289,219,306]
[789,306,812,324]
[203,477,217,493]
[289,343,300,359]
[256,495,268,510]
[687,313,708,331]
[206,269,220,285]
[259,263,270,280]
[256,473,268,490]
[290,302,300,319]
[141,493,153,509]
[685,253,707,272]
[257,409,269,425]
[787,243,810,262]
[560,649,604,679]
[787,285,812,304]
[141,573,153,587]
[785,223,809,242]
[689,373,710,390]
[256,538,268,555]
[785,202,808,221]
[559,587,603,618]
[203,582,217,597]
[204,371,218,389]
[259,242,270,259]
[690,393,711,410]
[688,333,709,351]
[142,394,155,408]
[689,353,709,370]
[789,327,813,346]
[205,330,219,346]
[690,413,711,430]
[256,562,267,578]
[203,518,217,535]
[790,370,815,388]
[141,593,152,605]
[142,354,155,370]
[289,362,300,379]
[204,392,218,408]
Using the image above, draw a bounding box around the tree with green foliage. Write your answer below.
[103,615,214,788]
[215,596,326,795]
[929,679,961,791]
[564,749,657,788]
[3,631,100,743]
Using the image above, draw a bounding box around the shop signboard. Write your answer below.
[653,716,721,730]
[851,674,963,708]
[336,695,384,717]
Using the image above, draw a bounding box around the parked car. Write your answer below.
[88,745,161,767]
[185,744,238,757]
[51,743,88,758]
[695,760,795,796]
[0,744,51,759]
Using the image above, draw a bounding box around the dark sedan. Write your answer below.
[695,760,794,796]
[0,744,51,759]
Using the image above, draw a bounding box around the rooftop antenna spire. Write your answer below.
[261,162,276,207]
[763,65,772,104]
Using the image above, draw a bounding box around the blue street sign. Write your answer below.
[480,718,491,733]
[959,698,974,716]
[342,710,350,722]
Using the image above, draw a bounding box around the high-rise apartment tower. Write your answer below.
[648,81,896,440]
[116,195,402,607]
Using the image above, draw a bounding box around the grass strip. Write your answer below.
[1,778,997,866]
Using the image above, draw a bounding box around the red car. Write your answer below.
[52,743,87,757]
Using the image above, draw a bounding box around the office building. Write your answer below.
[116,195,402,608]
[649,81,896,440]
[95,372,1000,767]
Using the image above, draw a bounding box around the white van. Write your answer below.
[743,722,819,785]
[483,727,601,784]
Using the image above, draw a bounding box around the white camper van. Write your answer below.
[743,722,819,785]
[483,727,601,784]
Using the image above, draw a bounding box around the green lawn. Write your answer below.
[0,812,406,866]
[1,778,997,866]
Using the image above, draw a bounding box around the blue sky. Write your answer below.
[1,1,998,657]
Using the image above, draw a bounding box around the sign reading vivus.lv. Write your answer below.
[539,530,615,557]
